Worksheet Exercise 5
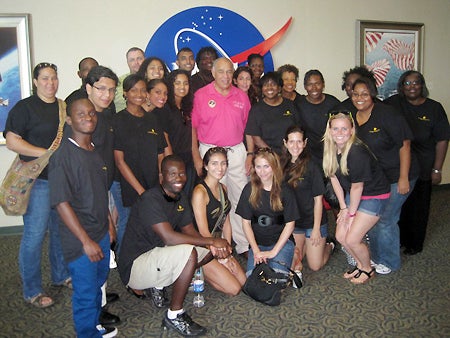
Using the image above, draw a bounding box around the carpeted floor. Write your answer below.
[0,186,449,337]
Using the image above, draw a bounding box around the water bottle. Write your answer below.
[192,268,205,307]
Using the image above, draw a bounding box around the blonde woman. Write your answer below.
[323,112,390,284]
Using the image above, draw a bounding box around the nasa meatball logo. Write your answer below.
[145,6,292,72]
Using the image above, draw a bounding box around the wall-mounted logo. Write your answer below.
[145,6,292,72]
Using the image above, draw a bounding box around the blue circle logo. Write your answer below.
[145,6,292,72]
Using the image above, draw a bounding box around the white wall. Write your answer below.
[1,0,449,226]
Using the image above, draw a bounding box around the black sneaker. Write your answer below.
[96,325,118,338]
[162,311,206,336]
[149,287,169,308]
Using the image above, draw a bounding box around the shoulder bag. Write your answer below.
[0,99,66,216]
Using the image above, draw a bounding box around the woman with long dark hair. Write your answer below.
[192,147,246,295]
[236,148,299,275]
[281,126,333,274]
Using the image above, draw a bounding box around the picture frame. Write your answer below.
[0,14,32,145]
[356,20,424,100]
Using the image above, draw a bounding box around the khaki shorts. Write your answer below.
[128,244,210,289]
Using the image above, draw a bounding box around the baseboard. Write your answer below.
[0,225,23,236]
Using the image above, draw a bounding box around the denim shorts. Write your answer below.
[294,224,328,238]
[345,195,388,217]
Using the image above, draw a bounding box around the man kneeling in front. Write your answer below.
[118,155,231,336]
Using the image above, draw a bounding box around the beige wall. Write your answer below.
[1,0,449,226]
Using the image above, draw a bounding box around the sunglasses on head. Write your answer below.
[35,62,57,72]
[328,110,353,119]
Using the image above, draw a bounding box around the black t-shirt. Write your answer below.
[236,182,299,246]
[154,105,192,164]
[335,142,390,196]
[296,94,341,165]
[384,95,450,179]
[112,109,167,206]
[49,138,109,262]
[3,95,60,179]
[245,98,299,154]
[117,186,192,285]
[355,102,418,183]
[334,97,357,114]
[285,161,327,229]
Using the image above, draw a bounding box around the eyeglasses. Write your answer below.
[35,62,57,72]
[403,80,421,86]
[351,92,370,99]
[92,85,116,95]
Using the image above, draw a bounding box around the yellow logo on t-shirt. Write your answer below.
[418,115,430,122]
[177,204,185,212]
[102,166,107,171]
[369,127,380,133]
[283,110,292,116]
[147,129,158,135]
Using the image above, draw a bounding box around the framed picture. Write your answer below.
[357,20,424,100]
[0,14,32,144]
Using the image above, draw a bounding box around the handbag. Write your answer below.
[0,99,66,216]
[323,177,340,209]
[243,262,290,306]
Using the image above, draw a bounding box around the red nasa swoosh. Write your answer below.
[230,17,293,63]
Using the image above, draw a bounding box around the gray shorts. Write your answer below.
[128,244,210,289]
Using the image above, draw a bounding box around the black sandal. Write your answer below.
[126,286,148,299]
[350,268,375,284]
[343,266,359,279]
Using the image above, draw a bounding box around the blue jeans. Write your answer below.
[68,233,110,338]
[110,181,130,255]
[19,179,70,300]
[247,240,295,275]
[368,179,417,271]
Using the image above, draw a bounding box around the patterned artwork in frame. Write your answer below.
[357,20,424,100]
[0,14,32,144]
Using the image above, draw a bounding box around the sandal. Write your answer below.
[53,277,73,289]
[28,293,54,308]
[126,286,148,299]
[343,266,359,279]
[350,268,376,284]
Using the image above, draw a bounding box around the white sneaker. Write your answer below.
[373,263,391,275]
[96,325,118,338]
[292,270,303,288]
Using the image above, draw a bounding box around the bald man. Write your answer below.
[191,57,252,255]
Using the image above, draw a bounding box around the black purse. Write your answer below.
[243,261,302,306]
[323,178,340,209]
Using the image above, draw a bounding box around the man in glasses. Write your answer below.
[192,57,252,258]
[84,66,122,327]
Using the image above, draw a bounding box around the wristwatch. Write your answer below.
[432,168,442,174]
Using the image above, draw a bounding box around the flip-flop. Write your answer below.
[350,268,376,284]
[28,293,54,308]
[343,266,359,279]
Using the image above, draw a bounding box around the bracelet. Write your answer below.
[348,212,356,217]
[432,168,442,174]
[340,207,348,211]
[247,152,254,156]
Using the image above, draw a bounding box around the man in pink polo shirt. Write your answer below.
[192,57,252,256]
